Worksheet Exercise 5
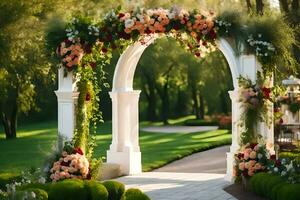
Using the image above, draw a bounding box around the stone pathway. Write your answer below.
[116,172,236,200]
[154,145,230,174]
[115,145,236,200]
[141,125,218,134]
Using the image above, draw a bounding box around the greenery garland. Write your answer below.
[238,75,272,145]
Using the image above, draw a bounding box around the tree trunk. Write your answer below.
[292,0,299,11]
[245,0,253,13]
[199,93,205,120]
[279,0,290,13]
[161,82,169,125]
[191,86,201,119]
[1,107,17,139]
[142,73,157,121]
[256,0,264,15]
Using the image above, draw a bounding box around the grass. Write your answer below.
[0,119,231,176]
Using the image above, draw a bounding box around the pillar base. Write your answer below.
[107,150,141,175]
[225,151,235,183]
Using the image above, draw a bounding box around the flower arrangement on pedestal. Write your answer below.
[277,95,300,114]
[234,143,270,179]
[238,76,272,145]
[49,145,90,182]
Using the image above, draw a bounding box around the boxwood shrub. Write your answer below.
[48,179,88,200]
[103,180,125,200]
[249,172,300,200]
[124,188,150,200]
[25,188,48,200]
[85,180,108,200]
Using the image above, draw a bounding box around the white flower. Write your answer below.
[257,153,263,159]
[125,19,134,29]
[38,177,46,184]
[31,191,36,198]
[274,167,278,172]
[168,13,175,19]
[258,34,262,38]
[281,171,287,176]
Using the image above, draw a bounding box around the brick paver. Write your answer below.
[116,172,237,200]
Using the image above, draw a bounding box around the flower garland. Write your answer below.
[238,76,272,145]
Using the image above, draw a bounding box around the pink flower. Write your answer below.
[239,162,245,170]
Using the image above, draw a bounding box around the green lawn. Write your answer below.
[0,119,231,176]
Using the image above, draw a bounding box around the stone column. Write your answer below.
[107,90,142,175]
[55,68,79,140]
[225,90,241,182]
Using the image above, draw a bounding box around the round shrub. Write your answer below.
[85,180,108,200]
[124,188,150,200]
[19,183,50,192]
[25,188,48,200]
[270,182,289,200]
[276,184,300,200]
[48,179,88,200]
[249,172,270,195]
[103,180,125,200]
[263,175,285,199]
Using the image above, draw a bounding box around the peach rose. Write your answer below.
[239,162,245,171]
[250,151,257,159]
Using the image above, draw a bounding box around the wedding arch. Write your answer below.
[47,7,285,182]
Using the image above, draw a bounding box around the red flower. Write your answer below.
[202,41,207,46]
[237,153,244,159]
[90,62,96,69]
[209,30,217,40]
[173,24,180,30]
[73,147,84,155]
[275,159,281,167]
[106,34,113,42]
[145,29,152,34]
[270,155,276,160]
[61,161,69,166]
[118,13,125,19]
[279,118,283,124]
[84,44,93,54]
[250,143,258,149]
[64,39,72,46]
[85,93,91,101]
[101,47,108,53]
[195,52,201,57]
[262,87,271,99]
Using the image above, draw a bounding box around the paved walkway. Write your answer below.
[115,145,236,200]
[141,125,218,134]
[116,172,236,200]
[154,145,230,174]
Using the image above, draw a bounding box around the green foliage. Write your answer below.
[124,188,150,200]
[184,119,218,126]
[0,173,22,190]
[102,181,125,200]
[48,179,87,200]
[25,188,48,200]
[249,172,300,200]
[85,180,108,200]
[18,183,50,193]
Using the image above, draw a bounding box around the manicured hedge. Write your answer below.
[16,179,150,200]
[124,188,151,200]
[249,172,300,200]
[103,180,125,200]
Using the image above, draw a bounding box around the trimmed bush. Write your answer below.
[270,182,289,200]
[85,180,108,200]
[124,188,150,200]
[25,188,48,200]
[249,172,270,196]
[48,179,88,200]
[19,183,50,192]
[276,184,300,200]
[0,173,22,190]
[103,181,125,200]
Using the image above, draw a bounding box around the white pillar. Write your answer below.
[55,68,79,140]
[107,90,142,175]
[225,90,241,182]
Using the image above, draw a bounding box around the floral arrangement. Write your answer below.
[246,34,275,58]
[234,143,270,178]
[48,142,91,182]
[238,76,272,144]
[268,158,300,184]
[277,95,300,114]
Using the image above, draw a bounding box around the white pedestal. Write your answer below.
[55,68,78,141]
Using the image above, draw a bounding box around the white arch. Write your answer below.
[112,38,240,91]
[104,36,272,181]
